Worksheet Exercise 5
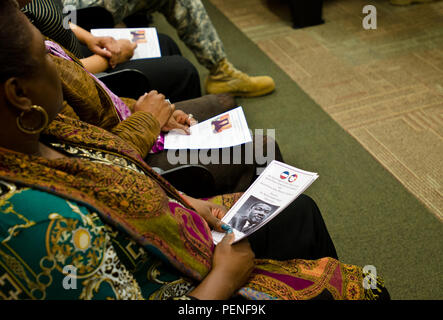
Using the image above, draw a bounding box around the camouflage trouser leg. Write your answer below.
[62,0,160,24]
[62,0,226,70]
[159,0,227,71]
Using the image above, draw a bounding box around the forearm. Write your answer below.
[80,54,110,74]
[187,269,237,300]
[181,194,199,207]
[70,23,111,73]
[69,23,92,44]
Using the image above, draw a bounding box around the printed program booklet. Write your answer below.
[212,160,319,244]
[90,27,161,59]
[164,106,252,150]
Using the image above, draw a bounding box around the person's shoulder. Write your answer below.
[0,180,102,229]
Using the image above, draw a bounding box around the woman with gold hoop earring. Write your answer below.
[0,1,389,301]
[16,105,49,135]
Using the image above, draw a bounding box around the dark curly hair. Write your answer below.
[0,0,39,83]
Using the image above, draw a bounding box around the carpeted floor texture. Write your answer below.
[210,0,443,222]
[152,0,443,299]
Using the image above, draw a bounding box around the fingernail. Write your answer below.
[221,224,233,233]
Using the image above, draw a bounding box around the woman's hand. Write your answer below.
[161,110,194,135]
[108,39,137,68]
[85,36,118,60]
[133,91,174,128]
[182,195,229,232]
[212,234,255,288]
[70,23,120,62]
[187,233,255,300]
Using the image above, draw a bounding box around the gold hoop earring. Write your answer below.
[16,105,49,135]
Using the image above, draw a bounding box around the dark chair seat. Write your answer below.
[288,0,324,29]
[75,6,115,31]
[96,69,151,99]
[156,165,217,198]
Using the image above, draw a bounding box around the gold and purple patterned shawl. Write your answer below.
[0,115,387,299]
[0,114,214,281]
[47,39,160,159]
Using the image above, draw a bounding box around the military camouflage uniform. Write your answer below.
[62,0,226,70]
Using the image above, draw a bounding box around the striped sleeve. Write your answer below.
[22,0,84,58]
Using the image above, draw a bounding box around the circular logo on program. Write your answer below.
[288,173,298,183]
[280,171,289,179]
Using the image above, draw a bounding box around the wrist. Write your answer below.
[187,268,237,300]
[80,55,109,74]
[84,33,97,47]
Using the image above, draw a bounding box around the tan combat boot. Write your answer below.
[205,58,275,97]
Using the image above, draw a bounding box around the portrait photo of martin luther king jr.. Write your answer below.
[228,195,279,234]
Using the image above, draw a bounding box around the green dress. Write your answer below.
[0,143,194,300]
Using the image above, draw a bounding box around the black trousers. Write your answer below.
[240,195,391,300]
[81,33,201,102]
[148,135,284,195]
[248,194,338,260]
[146,97,284,195]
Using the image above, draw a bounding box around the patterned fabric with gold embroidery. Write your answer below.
[46,142,197,299]
[0,181,143,299]
[46,40,160,159]
[0,115,389,300]
[0,183,194,300]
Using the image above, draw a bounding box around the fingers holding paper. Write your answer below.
[161,110,195,135]
[182,195,230,233]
